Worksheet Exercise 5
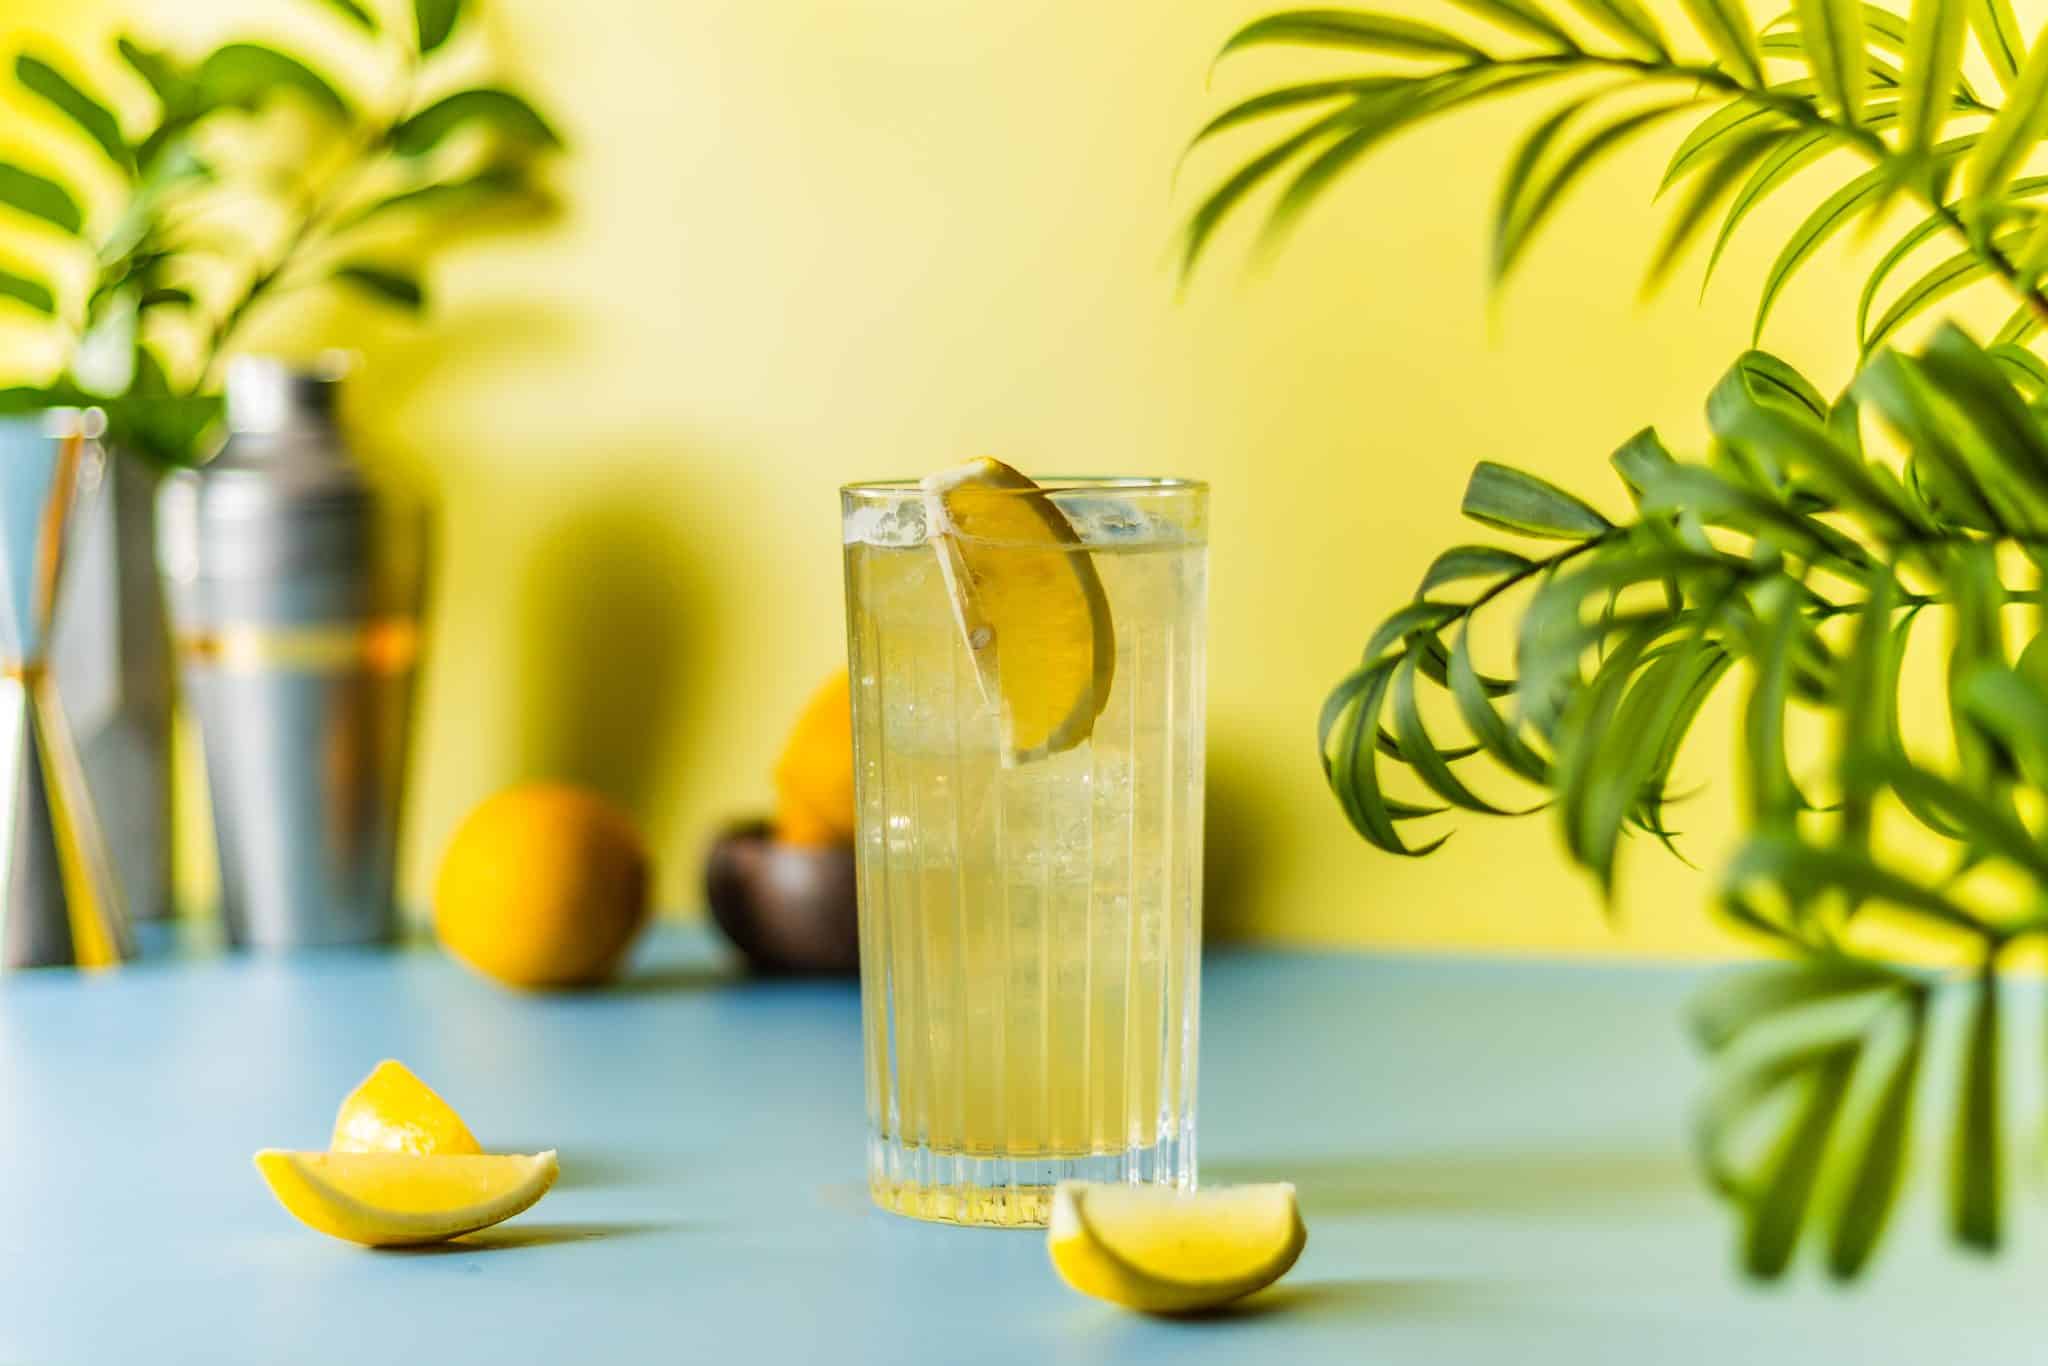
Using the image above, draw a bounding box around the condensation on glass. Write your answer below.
[841,476,1207,1227]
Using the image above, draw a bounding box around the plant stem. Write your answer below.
[194,148,366,391]
[1458,530,1622,614]
[193,54,418,392]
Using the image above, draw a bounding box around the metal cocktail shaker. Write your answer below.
[158,358,428,949]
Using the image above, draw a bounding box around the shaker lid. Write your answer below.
[158,355,377,583]
[226,352,350,434]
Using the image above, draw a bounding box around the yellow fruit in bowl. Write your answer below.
[331,1060,481,1156]
[774,670,855,846]
[434,782,652,990]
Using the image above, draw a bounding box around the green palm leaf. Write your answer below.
[1444,0,1581,48]
[1759,30,1903,84]
[1898,0,1969,159]
[1966,0,2025,88]
[1962,28,2048,207]
[1500,102,1699,280]
[1745,1056,1854,1276]
[1952,968,2001,1250]
[1662,88,1807,190]
[1450,623,1552,782]
[1462,460,1615,537]
[1649,130,1785,289]
[0,162,83,235]
[0,267,56,316]
[1394,653,1529,814]
[1825,996,1923,1278]
[1684,0,1766,87]
[1756,161,1894,339]
[1794,0,1869,121]
[1702,108,1899,290]
[1265,69,1571,250]
[1993,304,2041,343]
[1218,10,1494,62]
[1183,78,1400,153]
[1420,544,1538,590]
[1181,107,1358,277]
[15,55,129,169]
[1852,178,2043,341]
[1564,0,1671,56]
[1863,235,2020,351]
[1988,339,2048,389]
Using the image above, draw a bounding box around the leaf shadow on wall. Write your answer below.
[513,478,707,822]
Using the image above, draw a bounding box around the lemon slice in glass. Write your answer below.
[254,1150,559,1247]
[1048,1181,1307,1314]
[921,459,1114,763]
[330,1060,482,1157]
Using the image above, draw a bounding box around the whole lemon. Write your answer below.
[434,783,652,990]
[774,669,855,846]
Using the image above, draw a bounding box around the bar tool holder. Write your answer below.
[0,410,135,969]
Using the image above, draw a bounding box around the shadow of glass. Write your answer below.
[1202,731,1284,942]
[1204,1148,1696,1217]
[516,488,704,816]
[386,1220,681,1254]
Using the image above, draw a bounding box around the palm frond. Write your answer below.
[1312,322,2048,1276]
[1194,0,2048,1284]
[1186,2,2048,338]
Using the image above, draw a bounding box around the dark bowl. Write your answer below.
[704,819,859,976]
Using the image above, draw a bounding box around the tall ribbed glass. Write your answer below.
[841,477,1206,1227]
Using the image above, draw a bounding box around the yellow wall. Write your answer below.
[12,0,1977,957]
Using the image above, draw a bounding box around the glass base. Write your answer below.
[867,1128,1196,1228]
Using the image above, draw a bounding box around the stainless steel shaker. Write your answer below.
[157,357,428,949]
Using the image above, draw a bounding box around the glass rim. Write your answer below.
[842,474,1207,499]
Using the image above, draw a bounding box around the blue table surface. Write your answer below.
[2,923,2042,1364]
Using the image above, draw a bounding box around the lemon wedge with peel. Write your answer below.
[1048,1182,1306,1314]
[923,458,1114,763]
[330,1060,482,1156]
[254,1151,559,1247]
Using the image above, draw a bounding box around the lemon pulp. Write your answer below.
[330,1060,482,1156]
[922,458,1114,763]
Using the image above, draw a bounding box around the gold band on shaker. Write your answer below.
[175,617,420,674]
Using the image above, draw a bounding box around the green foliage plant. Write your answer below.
[0,0,561,464]
[1187,0,2048,1279]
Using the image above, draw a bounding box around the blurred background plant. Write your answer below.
[1187,0,2048,1279]
[0,0,559,463]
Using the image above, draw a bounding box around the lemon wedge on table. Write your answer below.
[1048,1182,1307,1314]
[254,1151,559,1247]
[922,458,1115,763]
[330,1060,482,1157]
